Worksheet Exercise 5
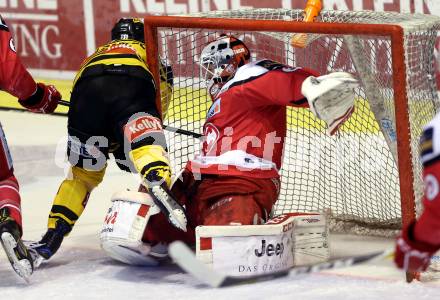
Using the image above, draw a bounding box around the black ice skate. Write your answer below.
[31,218,71,261]
[0,207,34,283]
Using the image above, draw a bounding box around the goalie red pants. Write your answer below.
[142,171,280,246]
[0,122,22,231]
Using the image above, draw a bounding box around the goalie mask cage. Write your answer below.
[144,9,440,236]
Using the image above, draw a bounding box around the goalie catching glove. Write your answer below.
[301,72,358,135]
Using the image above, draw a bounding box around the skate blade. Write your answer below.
[150,185,188,231]
[23,240,47,268]
[31,252,44,269]
[169,208,188,232]
[1,232,32,283]
[22,240,46,270]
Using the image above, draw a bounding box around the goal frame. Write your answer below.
[143,15,414,229]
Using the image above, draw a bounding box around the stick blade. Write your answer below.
[169,241,225,288]
[291,33,308,48]
[290,33,323,48]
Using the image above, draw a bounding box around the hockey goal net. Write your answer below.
[144,9,440,236]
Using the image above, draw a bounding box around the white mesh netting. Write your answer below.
[155,9,440,236]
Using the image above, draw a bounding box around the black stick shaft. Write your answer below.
[59,99,70,107]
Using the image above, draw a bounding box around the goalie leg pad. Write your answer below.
[196,212,329,276]
[100,190,167,266]
[102,240,168,267]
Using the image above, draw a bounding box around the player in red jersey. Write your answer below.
[395,112,440,273]
[0,15,61,279]
[100,35,358,266]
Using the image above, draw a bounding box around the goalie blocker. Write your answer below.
[100,190,329,272]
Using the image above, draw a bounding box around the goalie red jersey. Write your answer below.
[187,59,316,178]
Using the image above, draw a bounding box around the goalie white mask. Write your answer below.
[200,35,250,99]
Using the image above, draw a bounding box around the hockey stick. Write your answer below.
[59,99,70,107]
[169,240,393,288]
[58,99,202,139]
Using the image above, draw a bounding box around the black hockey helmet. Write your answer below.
[111,18,144,42]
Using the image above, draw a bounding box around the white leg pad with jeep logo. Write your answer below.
[195,212,329,276]
[100,190,166,266]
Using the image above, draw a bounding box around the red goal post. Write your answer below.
[143,11,440,234]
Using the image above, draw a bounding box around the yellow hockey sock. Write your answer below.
[48,166,105,229]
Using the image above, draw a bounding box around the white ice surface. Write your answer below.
[0,110,440,299]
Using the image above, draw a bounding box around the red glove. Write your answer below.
[18,82,61,113]
[394,222,439,272]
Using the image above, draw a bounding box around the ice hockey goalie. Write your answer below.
[100,35,357,272]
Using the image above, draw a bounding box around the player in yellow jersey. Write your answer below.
[29,18,174,262]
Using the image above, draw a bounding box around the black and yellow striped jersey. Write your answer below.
[72,39,173,118]
[73,39,152,87]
